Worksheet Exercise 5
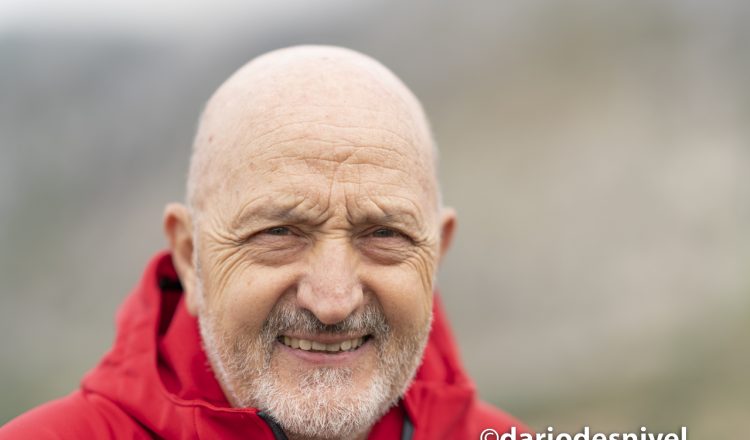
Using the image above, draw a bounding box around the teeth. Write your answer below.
[280,336,366,352]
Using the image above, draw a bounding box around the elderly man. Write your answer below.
[2,46,527,439]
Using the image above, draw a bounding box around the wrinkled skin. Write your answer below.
[164,46,455,440]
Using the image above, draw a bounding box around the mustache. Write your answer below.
[260,302,390,339]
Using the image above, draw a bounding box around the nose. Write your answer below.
[296,238,364,325]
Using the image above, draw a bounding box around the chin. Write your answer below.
[253,365,394,439]
[198,299,432,439]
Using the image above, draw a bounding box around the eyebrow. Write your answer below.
[229,197,314,231]
[353,195,426,230]
[350,210,421,231]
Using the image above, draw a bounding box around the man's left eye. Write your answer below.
[371,228,401,238]
[265,226,292,236]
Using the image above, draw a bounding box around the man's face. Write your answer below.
[191,100,444,438]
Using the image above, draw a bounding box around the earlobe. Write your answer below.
[163,203,199,316]
[438,207,457,263]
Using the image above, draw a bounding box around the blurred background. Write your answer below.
[1,0,748,438]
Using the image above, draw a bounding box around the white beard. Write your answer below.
[198,299,431,440]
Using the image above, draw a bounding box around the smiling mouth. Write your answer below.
[277,335,370,353]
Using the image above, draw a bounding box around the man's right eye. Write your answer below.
[265,226,292,236]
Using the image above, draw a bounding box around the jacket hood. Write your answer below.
[81,252,493,439]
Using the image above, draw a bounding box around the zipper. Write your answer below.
[257,410,414,440]
[257,411,289,440]
[401,413,414,440]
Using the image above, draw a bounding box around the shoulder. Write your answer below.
[0,391,150,439]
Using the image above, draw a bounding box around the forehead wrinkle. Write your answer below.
[215,109,429,183]
[260,147,419,182]
[230,110,427,167]
[222,104,426,152]
[258,115,427,162]
[240,132,424,188]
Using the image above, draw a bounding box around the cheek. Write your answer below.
[202,260,301,334]
[362,264,433,332]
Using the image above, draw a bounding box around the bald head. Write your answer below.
[186,45,439,215]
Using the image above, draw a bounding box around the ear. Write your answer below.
[438,207,457,263]
[163,203,200,316]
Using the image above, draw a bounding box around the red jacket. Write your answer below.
[2,252,529,439]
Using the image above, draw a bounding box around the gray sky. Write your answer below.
[0,0,373,38]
